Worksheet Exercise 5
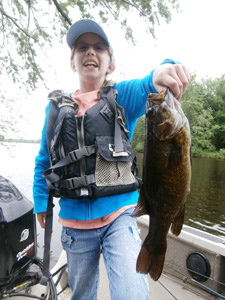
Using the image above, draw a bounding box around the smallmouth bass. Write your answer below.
[133,89,192,281]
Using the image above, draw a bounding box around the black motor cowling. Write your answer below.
[0,175,37,286]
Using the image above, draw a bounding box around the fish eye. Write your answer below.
[147,107,155,117]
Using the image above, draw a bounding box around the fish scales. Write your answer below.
[133,89,191,281]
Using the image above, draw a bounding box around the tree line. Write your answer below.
[132,74,225,158]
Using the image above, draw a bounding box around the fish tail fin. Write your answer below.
[136,242,165,281]
[171,204,185,236]
[149,252,165,281]
[136,244,152,274]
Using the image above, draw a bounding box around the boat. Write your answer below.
[1,175,225,299]
[137,216,225,300]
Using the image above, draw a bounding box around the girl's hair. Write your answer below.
[70,45,116,74]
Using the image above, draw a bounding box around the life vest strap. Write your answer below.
[103,87,128,155]
[52,145,96,170]
[43,145,96,187]
[60,174,95,189]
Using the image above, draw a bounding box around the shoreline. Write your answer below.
[1,140,225,160]
[135,150,225,160]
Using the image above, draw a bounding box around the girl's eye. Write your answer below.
[75,43,88,51]
[94,43,108,51]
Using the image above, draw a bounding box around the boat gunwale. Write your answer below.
[137,216,225,257]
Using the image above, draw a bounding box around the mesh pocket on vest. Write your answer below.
[95,152,135,186]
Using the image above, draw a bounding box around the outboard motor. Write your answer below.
[0,176,60,300]
[0,175,37,288]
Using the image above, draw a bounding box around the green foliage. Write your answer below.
[179,74,225,154]
[132,116,145,152]
[0,0,179,90]
[181,76,215,152]
[219,149,225,158]
[201,76,225,150]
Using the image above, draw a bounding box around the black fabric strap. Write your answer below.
[43,170,60,185]
[40,193,54,286]
[43,145,96,189]
[46,102,58,153]
[105,88,124,153]
[49,145,95,170]
[60,174,95,189]
[39,97,59,286]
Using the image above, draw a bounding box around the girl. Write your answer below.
[33,19,190,300]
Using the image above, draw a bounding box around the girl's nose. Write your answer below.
[86,46,96,55]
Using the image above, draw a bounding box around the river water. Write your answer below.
[1,142,225,243]
[136,153,225,238]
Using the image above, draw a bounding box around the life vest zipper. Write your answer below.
[75,115,89,197]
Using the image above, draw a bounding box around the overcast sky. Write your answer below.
[155,0,225,79]
[109,0,225,80]
[5,0,225,139]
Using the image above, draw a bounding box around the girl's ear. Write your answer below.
[70,60,76,72]
[107,61,115,75]
[70,47,76,72]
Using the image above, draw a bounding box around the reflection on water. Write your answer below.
[0,142,39,199]
[0,142,225,238]
[185,158,225,237]
[136,153,225,238]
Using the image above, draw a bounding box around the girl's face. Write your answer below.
[71,33,114,87]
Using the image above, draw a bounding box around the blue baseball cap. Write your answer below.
[66,19,110,49]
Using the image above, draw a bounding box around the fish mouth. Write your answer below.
[148,89,187,140]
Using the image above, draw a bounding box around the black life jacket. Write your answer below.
[43,82,141,199]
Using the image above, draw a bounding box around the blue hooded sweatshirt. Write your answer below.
[33,59,178,220]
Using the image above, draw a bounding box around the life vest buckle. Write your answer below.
[108,143,129,157]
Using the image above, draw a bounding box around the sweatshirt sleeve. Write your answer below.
[33,102,51,214]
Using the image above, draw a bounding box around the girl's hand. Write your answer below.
[153,63,190,100]
[37,212,46,228]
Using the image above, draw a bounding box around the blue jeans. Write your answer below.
[61,208,149,300]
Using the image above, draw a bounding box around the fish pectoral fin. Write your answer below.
[168,144,183,169]
[132,187,148,217]
[132,201,148,217]
[171,204,185,236]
